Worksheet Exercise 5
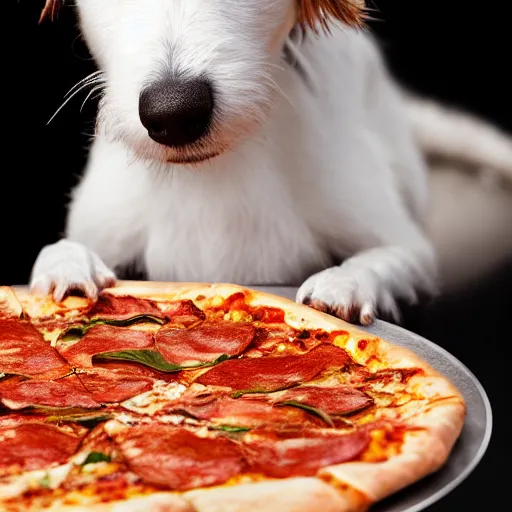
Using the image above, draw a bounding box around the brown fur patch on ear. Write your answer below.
[298,0,366,31]
[40,0,63,23]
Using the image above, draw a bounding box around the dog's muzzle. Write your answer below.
[139,78,214,148]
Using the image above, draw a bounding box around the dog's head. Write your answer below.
[42,1,365,165]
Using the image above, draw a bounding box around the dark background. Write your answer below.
[5,1,511,509]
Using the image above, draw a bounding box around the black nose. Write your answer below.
[139,78,214,148]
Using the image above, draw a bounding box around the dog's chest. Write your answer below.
[143,168,329,285]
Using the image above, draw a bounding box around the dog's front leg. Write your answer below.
[297,244,436,325]
[30,138,150,301]
[297,227,437,326]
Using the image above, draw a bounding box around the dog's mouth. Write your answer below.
[166,151,221,164]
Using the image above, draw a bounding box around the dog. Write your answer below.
[30,0,512,325]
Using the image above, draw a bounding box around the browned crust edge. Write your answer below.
[10,479,366,512]
[184,477,369,512]
[319,399,465,502]
[19,492,195,512]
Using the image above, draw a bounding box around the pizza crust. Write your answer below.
[184,477,369,512]
[42,493,194,512]
[319,400,464,501]
[92,281,216,300]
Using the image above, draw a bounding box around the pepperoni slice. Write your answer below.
[0,375,99,410]
[159,300,205,326]
[244,428,370,478]
[77,367,154,403]
[115,425,245,490]
[178,396,323,428]
[0,423,86,477]
[87,294,164,321]
[58,324,155,368]
[196,344,351,392]
[0,319,70,379]
[156,322,256,365]
[271,386,373,415]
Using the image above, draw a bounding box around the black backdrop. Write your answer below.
[5,1,511,509]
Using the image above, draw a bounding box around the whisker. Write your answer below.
[64,70,105,99]
[80,84,106,112]
[47,78,106,125]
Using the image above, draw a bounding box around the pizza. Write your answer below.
[0,281,465,512]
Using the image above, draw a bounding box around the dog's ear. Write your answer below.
[297,0,366,31]
[39,0,63,23]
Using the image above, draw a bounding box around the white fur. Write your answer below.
[30,0,512,323]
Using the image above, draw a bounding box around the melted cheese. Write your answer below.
[40,328,62,347]
[224,310,252,323]
[0,463,72,500]
[360,429,404,462]
[126,323,162,333]
[20,294,89,322]
[121,381,187,416]
[333,335,388,371]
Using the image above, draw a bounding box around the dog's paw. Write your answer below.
[296,267,389,325]
[30,240,116,302]
[296,246,437,325]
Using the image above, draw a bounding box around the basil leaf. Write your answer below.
[60,326,87,342]
[231,389,268,399]
[210,425,251,433]
[278,401,334,427]
[194,353,231,368]
[94,350,181,372]
[81,452,111,466]
[60,314,165,341]
[45,411,112,426]
[94,350,230,373]
[91,315,165,328]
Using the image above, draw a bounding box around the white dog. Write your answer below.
[31,0,512,325]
